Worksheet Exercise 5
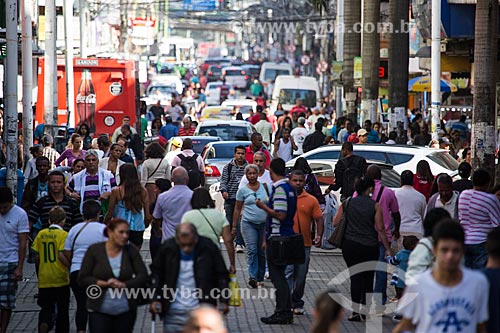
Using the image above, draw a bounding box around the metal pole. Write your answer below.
[44,0,57,132]
[430,0,441,140]
[79,0,87,57]
[336,0,344,119]
[65,0,75,129]
[22,0,33,165]
[6,0,18,197]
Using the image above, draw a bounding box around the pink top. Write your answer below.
[55,149,86,167]
[353,179,399,242]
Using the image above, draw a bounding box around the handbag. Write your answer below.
[328,198,351,248]
[268,213,305,265]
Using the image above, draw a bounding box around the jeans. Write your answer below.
[464,242,488,269]
[88,309,137,333]
[38,286,70,333]
[374,243,388,305]
[285,247,311,309]
[341,239,378,314]
[70,271,88,331]
[266,247,292,316]
[241,221,266,282]
[225,199,245,246]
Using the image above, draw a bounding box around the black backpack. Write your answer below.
[341,156,364,198]
[179,154,201,189]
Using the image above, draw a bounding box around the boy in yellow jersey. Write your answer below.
[32,206,71,333]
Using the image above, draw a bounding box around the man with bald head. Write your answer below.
[362,164,401,310]
[150,224,229,332]
[152,167,193,241]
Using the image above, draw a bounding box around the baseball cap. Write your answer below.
[439,137,451,145]
[172,137,183,148]
[357,129,368,137]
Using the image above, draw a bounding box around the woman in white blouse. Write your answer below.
[99,143,125,184]
[141,142,170,204]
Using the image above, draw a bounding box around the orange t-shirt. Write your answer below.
[293,191,323,247]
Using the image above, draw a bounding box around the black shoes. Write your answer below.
[260,312,293,325]
[248,278,258,288]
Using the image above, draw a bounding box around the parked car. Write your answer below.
[289,144,459,177]
[207,65,223,82]
[202,141,252,189]
[194,120,256,141]
[221,99,257,119]
[141,84,176,108]
[165,136,222,155]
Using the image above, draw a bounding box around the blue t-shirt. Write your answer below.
[236,183,269,224]
[159,124,179,141]
[483,268,500,333]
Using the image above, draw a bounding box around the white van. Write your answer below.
[271,75,321,113]
[259,62,293,84]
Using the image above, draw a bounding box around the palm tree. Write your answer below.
[472,0,498,182]
[388,0,409,132]
[343,0,362,120]
[361,0,380,123]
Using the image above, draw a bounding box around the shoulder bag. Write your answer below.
[328,198,351,248]
[147,159,165,181]
[198,209,220,245]
[268,206,305,266]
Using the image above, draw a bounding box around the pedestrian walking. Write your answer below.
[171,139,205,190]
[329,142,367,201]
[181,188,236,274]
[0,187,29,333]
[394,220,489,333]
[254,112,273,146]
[150,223,229,332]
[21,156,51,213]
[98,143,125,185]
[273,128,297,162]
[233,164,269,288]
[302,123,325,153]
[290,117,309,157]
[333,177,391,322]
[458,168,500,269]
[178,116,196,137]
[32,206,71,333]
[483,228,500,333]
[149,179,172,260]
[311,290,344,333]
[426,174,459,219]
[245,133,271,168]
[413,160,434,202]
[182,305,228,333]
[55,133,86,167]
[24,145,43,183]
[286,170,324,315]
[104,164,151,249]
[453,162,473,193]
[291,157,325,209]
[159,116,179,141]
[239,151,272,189]
[41,134,60,169]
[78,218,147,333]
[63,200,107,333]
[152,167,193,241]
[256,158,297,325]
[141,142,170,205]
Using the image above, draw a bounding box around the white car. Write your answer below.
[290,144,459,177]
[151,74,183,95]
[222,66,247,89]
[205,81,223,105]
[221,99,257,119]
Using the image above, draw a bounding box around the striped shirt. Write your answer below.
[270,179,289,236]
[219,160,247,200]
[68,173,117,202]
[43,147,60,170]
[29,194,83,231]
[458,189,500,244]
[178,126,196,137]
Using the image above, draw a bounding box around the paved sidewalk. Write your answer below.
[11,238,397,333]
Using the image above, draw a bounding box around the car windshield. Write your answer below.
[224,69,244,76]
[190,138,220,154]
[209,145,240,159]
[264,69,291,81]
[426,152,459,171]
[198,125,250,141]
[208,84,222,90]
[148,86,175,96]
[279,89,317,107]
[209,67,222,74]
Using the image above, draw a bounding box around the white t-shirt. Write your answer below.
[64,222,107,273]
[395,186,426,235]
[290,127,309,155]
[398,268,489,333]
[239,169,273,189]
[0,205,30,263]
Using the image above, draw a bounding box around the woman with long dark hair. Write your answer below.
[275,116,293,141]
[78,218,147,333]
[141,142,170,205]
[292,157,325,208]
[311,290,344,333]
[77,123,92,150]
[150,118,163,137]
[104,164,151,249]
[414,160,434,202]
[333,177,391,321]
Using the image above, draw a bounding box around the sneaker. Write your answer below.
[264,271,270,280]
[260,312,293,325]
[392,314,402,323]
[235,245,245,253]
[248,278,258,288]
[293,308,304,315]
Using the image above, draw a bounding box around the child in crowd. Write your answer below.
[32,206,71,333]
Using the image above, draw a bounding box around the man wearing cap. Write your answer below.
[356,129,369,144]
[160,116,178,141]
[67,149,117,213]
[166,138,183,165]
[290,117,309,157]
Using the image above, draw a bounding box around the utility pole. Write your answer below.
[64,0,75,128]
[119,0,128,53]
[79,0,87,57]
[430,0,441,139]
[343,0,361,121]
[44,0,58,133]
[335,0,344,119]
[472,0,498,181]
[22,0,33,165]
[5,0,18,197]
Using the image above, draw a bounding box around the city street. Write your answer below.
[10,230,397,333]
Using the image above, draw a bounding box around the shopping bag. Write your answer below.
[228,273,242,307]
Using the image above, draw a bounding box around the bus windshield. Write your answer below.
[279,89,317,107]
